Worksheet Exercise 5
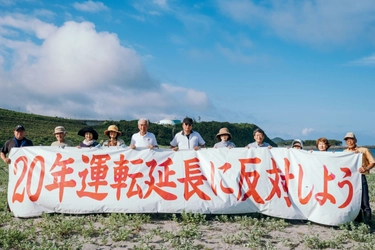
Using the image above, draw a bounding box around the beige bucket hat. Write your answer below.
[216,127,232,141]
[54,126,67,135]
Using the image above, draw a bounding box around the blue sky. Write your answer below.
[0,0,375,145]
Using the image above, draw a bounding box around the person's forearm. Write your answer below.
[366,163,375,170]
[1,152,6,162]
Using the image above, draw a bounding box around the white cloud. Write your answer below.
[33,9,56,20]
[0,14,57,39]
[218,0,375,45]
[347,54,375,66]
[302,128,315,136]
[73,1,109,13]
[0,15,213,122]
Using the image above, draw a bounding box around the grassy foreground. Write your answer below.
[1,160,375,250]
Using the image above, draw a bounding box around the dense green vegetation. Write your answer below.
[0,108,276,148]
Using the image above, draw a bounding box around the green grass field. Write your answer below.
[1,159,375,249]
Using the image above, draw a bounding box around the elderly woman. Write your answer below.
[316,137,331,151]
[77,127,99,148]
[291,139,304,150]
[102,125,125,147]
[214,127,235,149]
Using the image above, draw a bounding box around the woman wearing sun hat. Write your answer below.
[102,125,125,147]
[214,127,235,149]
[77,127,99,148]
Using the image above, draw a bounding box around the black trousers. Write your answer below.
[361,175,371,214]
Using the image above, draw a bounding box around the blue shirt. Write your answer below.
[247,141,270,148]
[214,141,236,148]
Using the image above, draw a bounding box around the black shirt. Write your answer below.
[1,137,34,155]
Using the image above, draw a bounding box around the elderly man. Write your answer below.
[245,128,272,149]
[51,126,74,147]
[129,118,158,149]
[1,125,33,164]
[170,117,205,151]
[344,132,375,225]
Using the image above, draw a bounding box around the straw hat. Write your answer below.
[104,125,122,136]
[216,127,232,141]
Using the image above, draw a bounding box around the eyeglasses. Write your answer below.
[184,123,192,126]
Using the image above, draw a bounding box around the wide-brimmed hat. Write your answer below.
[104,125,122,136]
[54,126,67,135]
[78,127,98,140]
[344,132,356,140]
[216,127,232,140]
[292,139,303,149]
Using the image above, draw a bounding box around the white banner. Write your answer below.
[8,147,361,225]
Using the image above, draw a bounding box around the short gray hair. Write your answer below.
[138,118,149,125]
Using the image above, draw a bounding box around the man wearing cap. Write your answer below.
[130,118,158,149]
[344,132,375,224]
[245,128,272,149]
[51,126,74,147]
[170,117,205,151]
[1,125,33,164]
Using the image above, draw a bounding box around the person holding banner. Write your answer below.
[214,127,235,148]
[77,127,100,148]
[344,132,375,225]
[51,126,74,147]
[316,137,331,151]
[291,139,303,150]
[102,125,125,147]
[170,117,205,151]
[129,118,158,149]
[1,125,33,164]
[245,128,272,149]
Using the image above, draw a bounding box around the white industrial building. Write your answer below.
[156,119,181,125]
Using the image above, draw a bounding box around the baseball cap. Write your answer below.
[15,125,25,131]
[182,117,193,124]
[344,132,356,140]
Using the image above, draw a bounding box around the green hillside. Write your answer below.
[0,108,277,148]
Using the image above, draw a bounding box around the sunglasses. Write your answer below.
[184,123,192,126]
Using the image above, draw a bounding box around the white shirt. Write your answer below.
[130,132,158,147]
[170,131,205,149]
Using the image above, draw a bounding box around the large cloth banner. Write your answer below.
[8,146,361,226]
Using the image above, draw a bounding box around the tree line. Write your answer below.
[0,108,277,148]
